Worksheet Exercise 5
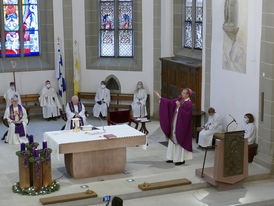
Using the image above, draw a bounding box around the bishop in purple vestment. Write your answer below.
[155,88,193,166]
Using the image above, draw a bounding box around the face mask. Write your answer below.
[10,86,15,91]
[137,85,142,89]
[244,118,248,124]
[101,85,106,89]
[46,84,51,89]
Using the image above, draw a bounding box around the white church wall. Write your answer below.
[209,0,262,129]
[0,0,64,96]
[72,0,155,116]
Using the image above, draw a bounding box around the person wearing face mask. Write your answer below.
[131,81,147,118]
[93,81,110,118]
[39,80,62,120]
[243,113,256,145]
[198,108,223,148]
[4,82,22,108]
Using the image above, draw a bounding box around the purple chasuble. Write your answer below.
[159,97,193,152]
[9,104,26,137]
[68,101,84,129]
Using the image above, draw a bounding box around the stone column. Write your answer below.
[63,0,74,100]
[203,0,213,111]
[256,0,274,173]
[153,0,162,118]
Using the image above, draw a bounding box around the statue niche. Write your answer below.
[223,0,239,41]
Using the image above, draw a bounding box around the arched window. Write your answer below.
[183,0,203,49]
[1,0,39,57]
[99,0,133,57]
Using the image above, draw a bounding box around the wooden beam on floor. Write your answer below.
[40,190,97,205]
[138,178,192,191]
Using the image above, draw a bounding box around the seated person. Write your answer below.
[4,82,21,108]
[244,113,256,145]
[131,81,148,118]
[65,96,86,130]
[198,107,223,148]
[93,81,110,118]
[4,96,28,144]
[39,80,62,120]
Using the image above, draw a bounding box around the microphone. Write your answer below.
[98,116,106,133]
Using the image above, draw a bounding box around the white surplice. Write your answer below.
[244,123,256,145]
[4,105,28,145]
[198,113,223,147]
[4,88,22,108]
[166,98,193,163]
[39,86,62,119]
[93,87,110,117]
[65,102,86,130]
[131,89,147,118]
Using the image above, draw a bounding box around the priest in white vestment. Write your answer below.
[131,81,148,118]
[243,113,257,145]
[39,80,62,119]
[93,81,110,118]
[65,96,86,130]
[198,108,223,148]
[4,96,28,144]
[4,82,22,108]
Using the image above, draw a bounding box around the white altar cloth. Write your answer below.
[44,124,145,159]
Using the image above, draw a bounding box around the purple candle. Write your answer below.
[43,140,47,149]
[34,149,39,158]
[28,135,34,144]
[21,143,25,152]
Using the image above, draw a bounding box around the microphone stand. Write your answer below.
[226,115,238,132]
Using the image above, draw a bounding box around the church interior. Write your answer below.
[0,0,274,205]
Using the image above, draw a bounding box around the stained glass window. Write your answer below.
[0,0,39,57]
[22,0,40,56]
[4,0,20,56]
[183,0,203,49]
[99,0,133,57]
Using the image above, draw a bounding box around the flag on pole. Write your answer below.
[55,39,66,105]
[73,40,80,96]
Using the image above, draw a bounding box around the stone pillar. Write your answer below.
[153,0,162,118]
[63,0,74,100]
[203,0,212,112]
[256,0,274,173]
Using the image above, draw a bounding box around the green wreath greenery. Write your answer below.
[29,156,45,163]
[12,180,60,196]
[26,142,39,150]
[39,148,53,155]
[16,150,31,157]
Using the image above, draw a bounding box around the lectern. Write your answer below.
[196,131,248,190]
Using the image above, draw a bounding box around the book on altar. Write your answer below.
[103,134,117,139]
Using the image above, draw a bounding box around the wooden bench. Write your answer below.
[0,94,41,116]
[78,92,151,119]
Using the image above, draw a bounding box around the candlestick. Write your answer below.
[21,143,25,152]
[34,149,39,158]
[29,135,34,144]
[43,141,47,149]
